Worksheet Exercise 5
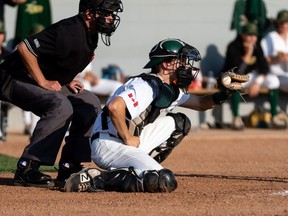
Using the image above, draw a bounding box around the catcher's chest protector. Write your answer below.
[127,74,180,136]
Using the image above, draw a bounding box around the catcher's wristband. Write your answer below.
[212,91,231,105]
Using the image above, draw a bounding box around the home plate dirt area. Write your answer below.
[0,129,288,216]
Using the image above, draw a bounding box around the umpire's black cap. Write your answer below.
[79,0,104,12]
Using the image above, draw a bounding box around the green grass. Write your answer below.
[0,154,18,172]
[0,154,58,173]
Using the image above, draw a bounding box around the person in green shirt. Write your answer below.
[230,0,270,39]
[13,0,51,47]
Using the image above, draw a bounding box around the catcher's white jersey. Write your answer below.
[90,75,189,177]
[92,76,189,136]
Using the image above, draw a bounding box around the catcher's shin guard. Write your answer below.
[143,169,177,193]
[65,167,177,193]
[149,112,191,163]
[92,167,144,192]
[92,167,177,193]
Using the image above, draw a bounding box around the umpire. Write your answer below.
[0,0,123,188]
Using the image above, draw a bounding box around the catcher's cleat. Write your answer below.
[56,162,83,182]
[14,168,54,188]
[64,168,102,192]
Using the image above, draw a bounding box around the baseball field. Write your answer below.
[0,128,288,215]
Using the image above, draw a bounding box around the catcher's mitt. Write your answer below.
[217,69,249,93]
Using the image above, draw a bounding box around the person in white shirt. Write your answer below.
[261,9,288,93]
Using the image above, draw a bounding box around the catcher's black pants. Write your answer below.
[0,70,101,165]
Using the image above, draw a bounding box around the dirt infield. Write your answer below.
[1,129,288,216]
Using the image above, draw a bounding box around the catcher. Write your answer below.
[64,38,249,193]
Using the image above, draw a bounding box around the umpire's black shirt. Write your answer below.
[1,15,98,85]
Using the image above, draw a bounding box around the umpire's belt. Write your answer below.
[91,132,119,142]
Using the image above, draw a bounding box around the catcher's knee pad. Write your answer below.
[167,112,191,136]
[166,113,191,148]
[93,167,144,192]
[143,169,177,193]
[150,113,191,163]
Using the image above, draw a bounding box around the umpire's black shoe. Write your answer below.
[14,158,54,188]
[56,162,83,182]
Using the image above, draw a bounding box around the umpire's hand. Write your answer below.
[68,80,84,93]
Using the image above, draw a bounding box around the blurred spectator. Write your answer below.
[101,64,127,83]
[0,0,27,141]
[0,20,11,60]
[188,68,203,90]
[261,9,288,94]
[13,0,51,47]
[223,22,286,130]
[230,0,271,39]
[0,20,13,142]
[76,63,124,96]
[0,0,27,31]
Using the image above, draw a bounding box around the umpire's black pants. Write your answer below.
[0,70,101,165]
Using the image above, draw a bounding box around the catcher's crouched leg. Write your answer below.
[149,112,191,163]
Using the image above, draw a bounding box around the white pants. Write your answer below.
[277,74,288,93]
[269,65,288,93]
[91,115,176,177]
[243,72,280,89]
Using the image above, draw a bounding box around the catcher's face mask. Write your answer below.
[175,44,201,93]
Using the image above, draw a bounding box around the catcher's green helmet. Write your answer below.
[144,38,201,69]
